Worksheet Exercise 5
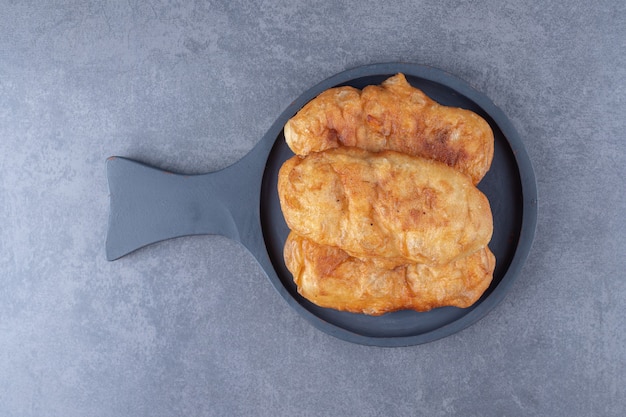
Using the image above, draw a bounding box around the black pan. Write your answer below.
[106,62,537,346]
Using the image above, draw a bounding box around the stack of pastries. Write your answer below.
[278,73,496,315]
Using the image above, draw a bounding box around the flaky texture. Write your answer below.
[284,233,495,315]
[284,73,494,185]
[278,147,493,266]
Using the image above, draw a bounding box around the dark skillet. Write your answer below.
[106,62,537,346]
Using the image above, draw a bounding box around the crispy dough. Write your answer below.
[284,73,494,185]
[278,147,493,266]
[284,233,495,315]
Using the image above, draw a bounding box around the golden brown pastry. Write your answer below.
[278,147,493,266]
[284,73,494,185]
[284,232,495,315]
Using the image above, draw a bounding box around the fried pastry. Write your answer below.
[278,147,493,266]
[284,73,494,184]
[284,232,495,315]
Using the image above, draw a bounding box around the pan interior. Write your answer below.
[259,70,525,344]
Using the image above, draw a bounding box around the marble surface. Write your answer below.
[1,1,624,416]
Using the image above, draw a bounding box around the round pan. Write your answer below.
[106,62,537,346]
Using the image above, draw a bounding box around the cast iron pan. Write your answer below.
[106,62,537,347]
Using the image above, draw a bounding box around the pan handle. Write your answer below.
[105,154,262,261]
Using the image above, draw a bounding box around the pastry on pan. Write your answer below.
[284,73,494,185]
[278,147,493,266]
[284,232,495,315]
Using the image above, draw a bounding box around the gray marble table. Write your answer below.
[1,1,624,416]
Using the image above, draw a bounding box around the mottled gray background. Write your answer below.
[1,1,624,416]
